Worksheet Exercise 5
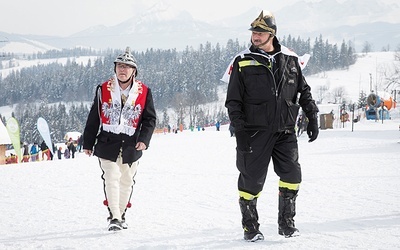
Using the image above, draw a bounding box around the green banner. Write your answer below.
[6,117,21,163]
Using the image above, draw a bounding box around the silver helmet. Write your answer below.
[249,10,277,36]
[114,47,138,76]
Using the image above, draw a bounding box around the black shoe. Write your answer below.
[120,213,128,229]
[278,219,300,237]
[121,219,128,229]
[244,229,264,242]
[108,219,123,231]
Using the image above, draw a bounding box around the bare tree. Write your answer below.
[171,92,187,128]
[315,81,330,104]
[382,44,400,101]
[362,41,373,55]
[332,86,346,104]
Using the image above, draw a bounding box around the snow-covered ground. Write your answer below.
[0,120,399,249]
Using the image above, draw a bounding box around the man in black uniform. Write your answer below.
[225,10,319,242]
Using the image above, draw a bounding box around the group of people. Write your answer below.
[21,141,53,162]
[59,137,78,159]
[17,138,79,163]
[81,10,319,243]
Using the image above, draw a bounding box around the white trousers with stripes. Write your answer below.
[99,157,138,221]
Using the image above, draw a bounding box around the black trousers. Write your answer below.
[236,130,302,196]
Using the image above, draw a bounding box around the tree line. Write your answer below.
[0,35,357,144]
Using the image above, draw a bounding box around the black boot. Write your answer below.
[239,197,264,242]
[278,188,300,237]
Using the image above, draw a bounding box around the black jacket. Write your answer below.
[225,38,318,133]
[83,82,157,164]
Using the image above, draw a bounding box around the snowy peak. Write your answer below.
[140,1,193,22]
[277,0,400,32]
[118,3,196,35]
[0,0,399,53]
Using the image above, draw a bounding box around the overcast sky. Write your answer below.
[0,0,303,37]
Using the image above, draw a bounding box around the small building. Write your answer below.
[0,120,12,165]
[319,113,334,130]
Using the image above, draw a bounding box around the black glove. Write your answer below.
[235,130,252,153]
[306,113,319,142]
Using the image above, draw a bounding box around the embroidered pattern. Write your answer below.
[122,104,142,127]
[102,102,122,125]
[100,75,148,136]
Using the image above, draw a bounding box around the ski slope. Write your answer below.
[0,120,399,249]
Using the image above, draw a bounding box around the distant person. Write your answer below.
[77,135,83,152]
[296,114,306,137]
[64,148,70,159]
[40,140,51,160]
[224,11,319,241]
[215,121,221,131]
[67,138,76,158]
[83,47,156,231]
[57,147,62,160]
[30,142,38,162]
[172,125,176,134]
[50,143,56,160]
[22,142,30,162]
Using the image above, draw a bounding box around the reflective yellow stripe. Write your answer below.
[238,60,263,72]
[238,60,263,68]
[279,180,300,191]
[239,191,261,200]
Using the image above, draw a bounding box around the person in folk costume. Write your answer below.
[83,47,156,231]
[224,11,319,241]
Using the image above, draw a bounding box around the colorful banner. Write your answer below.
[6,117,21,162]
[37,117,54,156]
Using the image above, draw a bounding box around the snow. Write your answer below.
[0,119,399,249]
[0,41,399,249]
[0,41,58,55]
[0,56,99,79]
[307,51,397,102]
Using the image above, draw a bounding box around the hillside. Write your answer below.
[1,51,399,125]
[307,51,398,103]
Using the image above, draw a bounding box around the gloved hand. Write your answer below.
[235,130,252,153]
[306,113,319,142]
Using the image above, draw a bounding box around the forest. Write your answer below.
[0,34,357,144]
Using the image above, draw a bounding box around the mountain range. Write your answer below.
[1,0,399,54]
